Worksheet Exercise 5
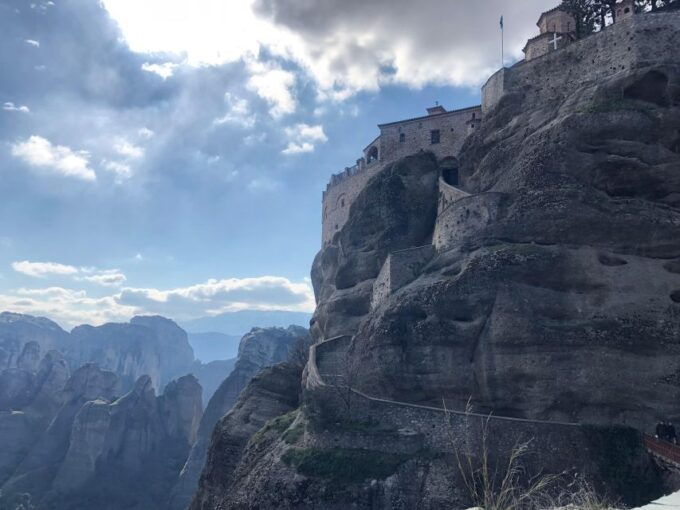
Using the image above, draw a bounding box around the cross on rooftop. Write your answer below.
[550,33,563,50]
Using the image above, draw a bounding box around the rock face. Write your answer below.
[69,315,195,391]
[191,358,237,405]
[1,367,203,510]
[193,13,680,510]
[168,326,309,510]
[190,363,303,510]
[0,347,70,485]
[314,21,680,428]
[0,313,71,370]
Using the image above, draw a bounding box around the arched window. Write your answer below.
[367,146,379,164]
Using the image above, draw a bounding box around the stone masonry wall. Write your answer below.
[371,245,436,309]
[437,178,470,215]
[434,193,506,251]
[482,11,680,114]
[378,107,481,164]
[481,68,507,114]
[322,106,481,245]
[321,161,385,246]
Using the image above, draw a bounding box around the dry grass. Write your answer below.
[444,399,618,510]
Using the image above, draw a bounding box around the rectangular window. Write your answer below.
[430,129,440,144]
[399,133,405,143]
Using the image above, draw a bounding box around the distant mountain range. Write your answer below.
[179,310,312,336]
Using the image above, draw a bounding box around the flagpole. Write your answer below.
[500,15,505,68]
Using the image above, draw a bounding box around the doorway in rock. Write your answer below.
[440,157,460,186]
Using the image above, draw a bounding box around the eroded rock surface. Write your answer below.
[169,326,309,510]
[195,14,680,510]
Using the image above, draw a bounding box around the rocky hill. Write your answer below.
[191,11,680,510]
[169,326,310,510]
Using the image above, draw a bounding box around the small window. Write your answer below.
[341,198,345,207]
[624,7,630,13]
[471,112,476,119]
[430,129,440,144]
[399,133,405,143]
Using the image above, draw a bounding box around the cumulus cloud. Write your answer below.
[213,93,255,128]
[81,271,127,287]
[282,123,327,154]
[246,62,296,118]
[11,260,80,278]
[3,102,30,113]
[11,260,126,287]
[103,0,548,98]
[113,138,144,158]
[116,275,314,318]
[0,287,135,328]
[141,62,179,79]
[0,273,313,328]
[24,39,40,47]
[10,136,96,181]
[103,160,133,179]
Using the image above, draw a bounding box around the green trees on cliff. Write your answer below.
[561,0,678,38]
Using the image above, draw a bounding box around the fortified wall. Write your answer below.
[483,10,680,114]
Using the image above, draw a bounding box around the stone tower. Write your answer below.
[616,0,636,22]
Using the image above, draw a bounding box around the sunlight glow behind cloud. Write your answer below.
[101,0,549,99]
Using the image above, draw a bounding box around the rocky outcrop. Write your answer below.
[169,326,309,510]
[69,316,195,392]
[1,367,203,510]
[194,13,680,510]
[0,313,71,370]
[310,154,440,342]
[2,363,120,498]
[190,363,303,510]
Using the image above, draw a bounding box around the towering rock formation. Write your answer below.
[1,368,203,510]
[192,11,680,510]
[169,326,309,510]
[190,363,303,510]
[0,313,71,370]
[69,316,195,391]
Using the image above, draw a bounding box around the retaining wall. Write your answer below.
[370,245,436,309]
[434,192,506,251]
[437,178,470,216]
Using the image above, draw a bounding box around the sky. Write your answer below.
[0,0,549,329]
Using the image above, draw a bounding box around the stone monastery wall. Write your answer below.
[377,106,480,165]
[371,245,435,310]
[322,106,481,246]
[483,11,680,114]
[323,10,680,248]
[321,161,385,246]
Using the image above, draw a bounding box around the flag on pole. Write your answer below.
[500,15,504,68]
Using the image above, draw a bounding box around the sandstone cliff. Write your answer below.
[69,315,195,391]
[169,326,309,510]
[1,367,203,510]
[193,12,680,510]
